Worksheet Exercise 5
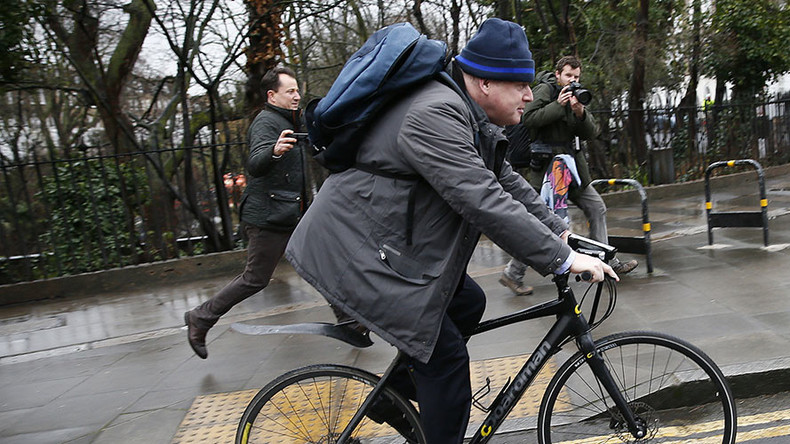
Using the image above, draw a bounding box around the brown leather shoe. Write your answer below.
[612,259,638,275]
[498,273,534,296]
[184,311,209,359]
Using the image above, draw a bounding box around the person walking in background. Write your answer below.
[184,67,308,359]
[500,55,637,296]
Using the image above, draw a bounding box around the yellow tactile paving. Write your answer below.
[468,354,558,422]
[172,390,257,443]
[171,353,558,443]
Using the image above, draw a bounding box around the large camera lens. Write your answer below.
[574,89,592,105]
[568,82,592,105]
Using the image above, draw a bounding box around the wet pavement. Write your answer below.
[1,164,790,443]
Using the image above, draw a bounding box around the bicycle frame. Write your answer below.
[468,272,645,442]
[336,272,646,444]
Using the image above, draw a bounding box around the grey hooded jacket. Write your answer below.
[285,69,572,363]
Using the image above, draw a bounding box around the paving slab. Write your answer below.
[0,165,789,443]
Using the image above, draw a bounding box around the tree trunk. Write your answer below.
[627,0,649,169]
[449,0,461,55]
[537,0,578,58]
[207,87,234,250]
[413,0,428,36]
[532,0,558,62]
[44,0,155,154]
[729,85,757,159]
[244,0,284,116]
[710,78,727,156]
[495,0,513,19]
[678,0,701,175]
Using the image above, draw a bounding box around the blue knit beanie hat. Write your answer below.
[456,18,535,83]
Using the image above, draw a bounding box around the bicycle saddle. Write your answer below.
[231,322,374,348]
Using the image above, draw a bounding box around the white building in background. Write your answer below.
[767,74,790,98]
[639,73,790,155]
[697,73,790,105]
[644,73,790,111]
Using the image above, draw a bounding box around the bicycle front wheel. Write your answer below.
[236,364,427,444]
[538,331,736,443]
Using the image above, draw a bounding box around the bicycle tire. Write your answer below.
[537,331,736,443]
[236,364,427,444]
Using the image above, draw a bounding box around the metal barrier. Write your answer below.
[590,179,653,273]
[704,159,769,246]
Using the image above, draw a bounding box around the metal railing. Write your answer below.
[590,179,653,273]
[705,159,769,246]
[0,142,249,285]
[591,99,790,182]
[2,99,790,284]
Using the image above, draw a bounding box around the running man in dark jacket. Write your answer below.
[184,67,309,359]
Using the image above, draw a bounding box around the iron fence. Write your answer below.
[2,100,789,285]
[591,99,790,183]
[0,142,250,285]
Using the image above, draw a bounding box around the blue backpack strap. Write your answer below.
[354,69,479,247]
[306,23,448,173]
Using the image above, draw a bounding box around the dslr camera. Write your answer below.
[567,81,592,106]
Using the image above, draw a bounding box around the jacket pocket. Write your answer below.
[378,243,439,284]
[266,190,302,227]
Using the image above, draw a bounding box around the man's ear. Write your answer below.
[478,77,491,96]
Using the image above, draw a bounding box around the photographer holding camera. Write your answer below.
[184,67,311,359]
[500,56,637,296]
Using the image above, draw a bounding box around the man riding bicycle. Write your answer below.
[285,19,617,443]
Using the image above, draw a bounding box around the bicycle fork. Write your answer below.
[575,331,648,439]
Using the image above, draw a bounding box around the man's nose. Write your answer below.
[524,86,533,102]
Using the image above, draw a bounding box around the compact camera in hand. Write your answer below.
[567,82,592,106]
[291,132,310,143]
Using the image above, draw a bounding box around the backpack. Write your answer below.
[503,71,556,168]
[305,23,449,172]
[504,123,532,168]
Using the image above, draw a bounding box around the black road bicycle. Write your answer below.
[233,234,737,443]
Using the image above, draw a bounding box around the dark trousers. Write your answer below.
[191,224,291,328]
[388,274,487,444]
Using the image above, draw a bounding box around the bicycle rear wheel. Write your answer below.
[236,364,427,444]
[537,331,736,443]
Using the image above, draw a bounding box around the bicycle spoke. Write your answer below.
[538,332,736,444]
[236,365,426,443]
